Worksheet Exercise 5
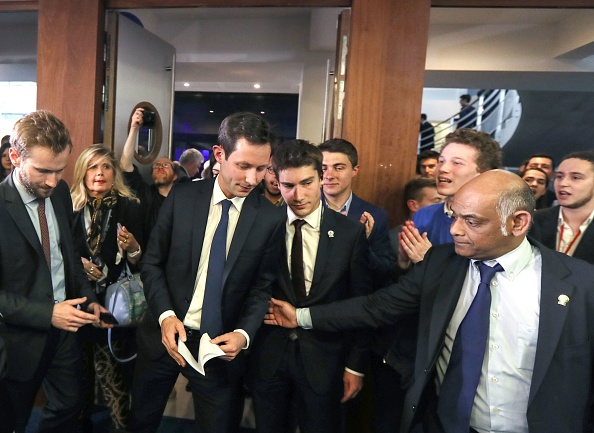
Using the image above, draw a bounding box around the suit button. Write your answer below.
[412,405,416,412]
[424,369,427,374]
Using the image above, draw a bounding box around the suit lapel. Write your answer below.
[190,180,213,276]
[528,246,573,406]
[427,256,468,365]
[3,176,44,260]
[310,207,333,296]
[224,191,258,283]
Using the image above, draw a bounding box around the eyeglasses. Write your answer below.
[153,163,172,169]
[266,166,274,174]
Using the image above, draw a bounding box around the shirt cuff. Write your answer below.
[233,329,250,349]
[158,310,176,326]
[296,308,313,329]
[345,367,365,377]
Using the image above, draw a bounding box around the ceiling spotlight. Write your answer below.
[254,83,261,89]
[183,82,190,87]
[260,111,265,114]
[209,110,214,113]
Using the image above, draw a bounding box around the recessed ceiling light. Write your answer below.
[209,110,214,113]
[183,82,190,87]
[260,111,265,114]
[254,83,261,89]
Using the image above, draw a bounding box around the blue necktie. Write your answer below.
[201,199,232,337]
[437,261,504,432]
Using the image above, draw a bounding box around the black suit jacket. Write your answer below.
[0,176,96,381]
[530,205,594,265]
[251,208,372,395]
[138,178,285,362]
[310,241,594,433]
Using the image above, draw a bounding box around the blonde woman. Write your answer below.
[70,144,144,430]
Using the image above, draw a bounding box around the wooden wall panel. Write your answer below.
[36,0,105,183]
[105,0,351,8]
[344,0,431,226]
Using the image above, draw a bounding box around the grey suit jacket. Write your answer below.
[0,175,96,381]
[310,240,594,433]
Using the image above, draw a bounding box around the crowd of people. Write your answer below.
[1,108,594,433]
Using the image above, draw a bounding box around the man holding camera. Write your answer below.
[120,108,178,241]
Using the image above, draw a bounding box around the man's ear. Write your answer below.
[510,210,532,236]
[407,199,420,214]
[351,164,360,178]
[213,145,224,164]
[8,147,21,168]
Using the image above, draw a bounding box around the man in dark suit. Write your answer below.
[250,139,372,433]
[267,170,594,433]
[127,112,285,433]
[0,110,107,432]
[530,150,594,264]
[319,138,391,288]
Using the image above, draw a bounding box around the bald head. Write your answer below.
[449,170,534,260]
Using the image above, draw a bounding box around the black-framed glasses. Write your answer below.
[153,162,172,169]
[266,166,274,174]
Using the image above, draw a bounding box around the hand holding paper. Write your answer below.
[177,333,225,376]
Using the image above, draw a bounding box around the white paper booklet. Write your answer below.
[178,332,226,376]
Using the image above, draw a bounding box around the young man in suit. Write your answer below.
[0,110,108,432]
[127,112,285,433]
[267,170,594,433]
[530,150,594,264]
[319,138,391,288]
[250,139,372,433]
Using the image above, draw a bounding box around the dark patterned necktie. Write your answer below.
[437,261,504,432]
[291,219,307,299]
[38,198,51,269]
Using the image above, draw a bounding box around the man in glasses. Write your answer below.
[120,108,178,241]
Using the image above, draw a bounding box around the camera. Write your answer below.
[142,110,156,126]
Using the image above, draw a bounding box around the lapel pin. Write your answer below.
[558,294,570,306]
[328,230,334,238]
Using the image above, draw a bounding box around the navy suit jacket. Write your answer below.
[251,207,372,395]
[530,205,594,265]
[0,176,96,381]
[310,240,594,433]
[138,178,285,363]
[322,192,391,288]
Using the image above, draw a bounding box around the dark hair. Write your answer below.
[560,151,594,169]
[421,113,428,121]
[528,153,555,169]
[442,128,502,172]
[218,112,276,157]
[460,94,471,103]
[0,142,10,157]
[11,110,72,159]
[404,177,437,202]
[318,138,358,167]
[522,166,548,179]
[272,139,323,179]
[416,150,440,175]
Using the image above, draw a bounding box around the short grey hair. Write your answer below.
[179,148,204,165]
[495,179,535,235]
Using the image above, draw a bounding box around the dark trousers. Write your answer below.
[372,355,407,433]
[1,328,84,433]
[251,341,342,433]
[128,334,243,433]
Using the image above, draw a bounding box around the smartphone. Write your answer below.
[117,222,123,233]
[100,312,119,325]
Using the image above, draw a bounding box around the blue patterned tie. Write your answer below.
[201,199,232,337]
[437,261,504,432]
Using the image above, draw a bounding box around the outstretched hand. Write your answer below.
[264,298,298,328]
[399,220,432,264]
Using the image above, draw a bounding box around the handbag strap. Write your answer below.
[107,328,137,363]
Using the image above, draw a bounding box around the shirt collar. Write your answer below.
[443,201,453,218]
[213,176,246,212]
[12,170,39,205]
[557,207,594,230]
[287,199,322,230]
[471,237,532,281]
[324,191,353,214]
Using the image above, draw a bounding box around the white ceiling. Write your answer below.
[3,7,594,92]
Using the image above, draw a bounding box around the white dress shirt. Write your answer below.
[13,172,66,302]
[556,207,594,256]
[436,238,541,433]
